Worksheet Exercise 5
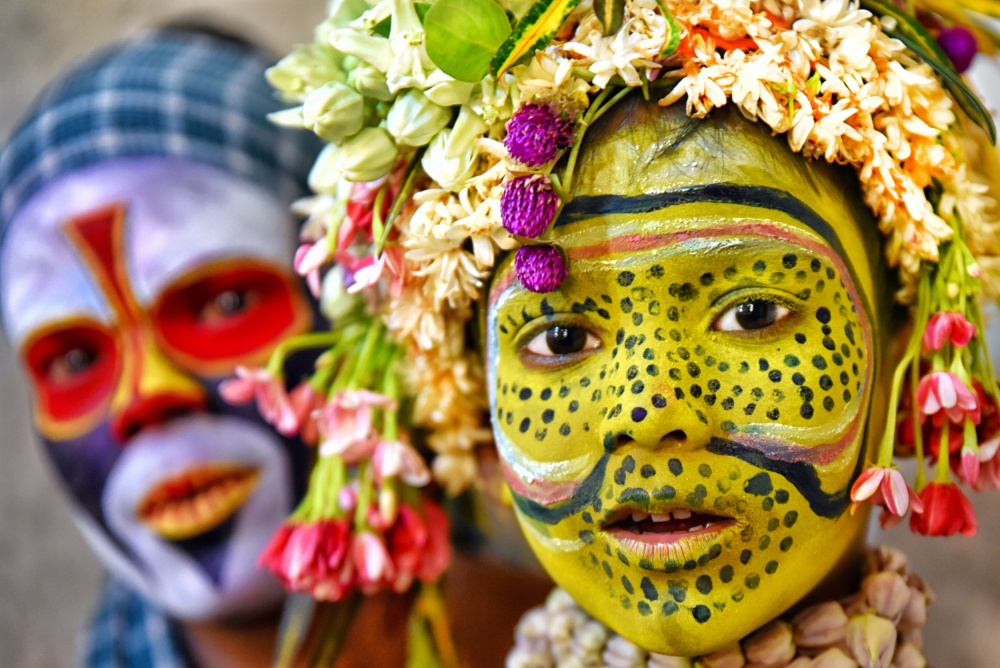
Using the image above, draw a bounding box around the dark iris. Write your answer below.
[546,325,588,354]
[215,290,248,316]
[734,300,779,330]
[50,347,97,381]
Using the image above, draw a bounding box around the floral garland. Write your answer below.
[226,0,1000,620]
[507,546,931,668]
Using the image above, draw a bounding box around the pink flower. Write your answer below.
[317,390,397,460]
[353,531,395,593]
[385,504,430,593]
[917,372,980,426]
[294,242,332,298]
[288,383,326,445]
[922,312,975,353]
[384,498,451,592]
[909,482,978,537]
[850,466,922,518]
[974,437,1000,491]
[414,498,450,583]
[372,438,431,487]
[258,519,354,600]
[220,366,298,436]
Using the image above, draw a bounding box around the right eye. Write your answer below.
[525,325,601,357]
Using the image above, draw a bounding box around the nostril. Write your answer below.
[616,434,635,448]
[662,429,687,444]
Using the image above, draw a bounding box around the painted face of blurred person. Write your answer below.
[0,30,320,622]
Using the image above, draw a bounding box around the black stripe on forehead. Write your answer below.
[556,183,843,256]
[554,182,870,318]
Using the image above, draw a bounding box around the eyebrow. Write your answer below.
[555,183,846,260]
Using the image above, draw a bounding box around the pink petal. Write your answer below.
[961,448,981,486]
[851,466,885,503]
[936,374,958,409]
[922,313,952,352]
[950,313,976,347]
[881,469,910,517]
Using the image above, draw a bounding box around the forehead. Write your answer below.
[1,157,295,346]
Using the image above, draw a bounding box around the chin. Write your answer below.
[76,414,294,621]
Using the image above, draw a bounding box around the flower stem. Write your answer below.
[265,331,344,377]
[935,421,952,483]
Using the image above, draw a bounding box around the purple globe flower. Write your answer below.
[504,101,577,167]
[501,174,561,238]
[515,245,568,293]
[937,26,978,73]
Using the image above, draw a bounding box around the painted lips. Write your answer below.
[603,507,737,565]
[137,463,260,540]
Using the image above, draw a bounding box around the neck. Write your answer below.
[180,612,281,668]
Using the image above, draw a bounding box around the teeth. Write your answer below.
[631,511,650,522]
[688,524,704,532]
[650,513,671,522]
[673,508,692,520]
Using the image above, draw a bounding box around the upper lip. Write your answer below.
[136,463,260,541]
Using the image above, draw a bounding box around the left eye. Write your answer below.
[524,325,601,357]
[198,289,256,324]
[713,299,790,332]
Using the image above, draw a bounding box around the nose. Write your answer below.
[604,386,715,453]
[109,330,207,444]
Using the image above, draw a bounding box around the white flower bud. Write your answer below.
[308,143,344,195]
[338,127,398,182]
[386,89,452,147]
[743,620,796,668]
[319,265,361,321]
[424,69,476,106]
[348,63,395,101]
[301,82,367,143]
[446,104,490,157]
[422,129,479,191]
[266,43,345,102]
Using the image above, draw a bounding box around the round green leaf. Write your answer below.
[424,0,511,83]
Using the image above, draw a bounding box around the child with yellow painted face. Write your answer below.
[258,0,1000,664]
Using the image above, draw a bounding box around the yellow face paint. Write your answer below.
[484,100,898,655]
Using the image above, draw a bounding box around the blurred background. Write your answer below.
[0,1,998,666]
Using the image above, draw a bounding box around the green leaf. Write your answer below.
[491,0,582,78]
[594,0,625,35]
[424,0,511,83]
[860,0,996,144]
[654,0,681,57]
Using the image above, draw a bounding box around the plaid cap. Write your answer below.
[0,28,321,238]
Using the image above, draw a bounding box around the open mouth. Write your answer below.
[602,507,738,564]
[137,464,260,541]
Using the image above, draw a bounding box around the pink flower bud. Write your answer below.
[916,372,980,425]
[792,601,849,647]
[862,572,911,624]
[743,620,796,667]
[811,647,862,668]
[890,643,925,668]
[922,312,975,352]
[698,644,745,668]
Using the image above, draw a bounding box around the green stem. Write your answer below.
[934,421,952,483]
[354,459,374,531]
[265,331,344,377]
[309,592,361,668]
[347,320,384,389]
[909,357,926,493]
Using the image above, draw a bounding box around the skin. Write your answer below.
[485,97,900,655]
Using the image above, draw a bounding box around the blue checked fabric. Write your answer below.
[77,578,190,668]
[0,28,321,236]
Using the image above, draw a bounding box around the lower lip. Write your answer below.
[604,520,738,565]
[137,465,260,541]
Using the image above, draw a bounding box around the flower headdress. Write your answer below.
[232,0,1000,643]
